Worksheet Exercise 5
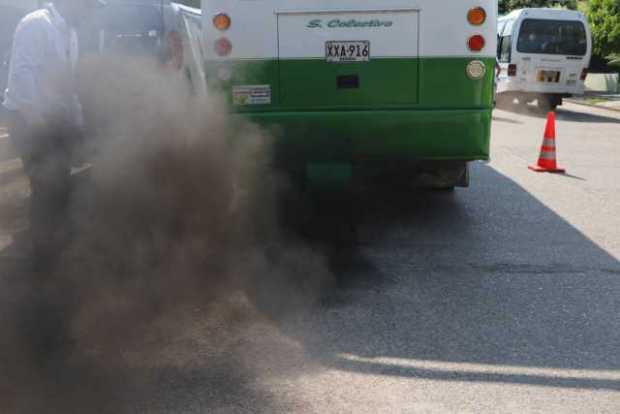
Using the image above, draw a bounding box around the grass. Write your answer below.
[585,98,610,105]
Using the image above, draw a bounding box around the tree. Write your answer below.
[586,0,620,58]
[499,0,577,15]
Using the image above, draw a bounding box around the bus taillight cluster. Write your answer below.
[213,13,232,57]
[467,7,487,52]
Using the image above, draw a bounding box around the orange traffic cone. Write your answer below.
[529,112,565,173]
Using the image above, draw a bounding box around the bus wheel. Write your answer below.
[457,163,470,188]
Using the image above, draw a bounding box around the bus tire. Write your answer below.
[419,161,469,190]
[457,163,470,188]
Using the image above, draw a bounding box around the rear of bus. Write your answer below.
[202,1,497,188]
[497,9,591,110]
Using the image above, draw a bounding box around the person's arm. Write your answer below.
[6,18,47,127]
[69,28,84,129]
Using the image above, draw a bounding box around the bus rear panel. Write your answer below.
[202,1,497,169]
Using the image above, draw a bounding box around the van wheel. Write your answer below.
[496,94,515,108]
[538,95,560,112]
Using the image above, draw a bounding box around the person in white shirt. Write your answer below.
[3,0,105,265]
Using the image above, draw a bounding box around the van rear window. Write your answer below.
[517,19,587,56]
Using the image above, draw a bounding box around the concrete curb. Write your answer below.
[565,99,620,114]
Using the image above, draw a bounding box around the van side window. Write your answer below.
[498,36,512,63]
[497,18,514,63]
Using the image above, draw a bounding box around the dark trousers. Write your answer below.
[8,112,72,257]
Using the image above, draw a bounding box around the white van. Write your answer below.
[496,8,592,110]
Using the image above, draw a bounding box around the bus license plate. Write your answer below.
[537,70,561,83]
[326,41,370,63]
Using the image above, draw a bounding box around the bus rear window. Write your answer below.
[517,19,587,56]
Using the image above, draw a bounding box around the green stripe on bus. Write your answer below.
[239,108,492,163]
[205,57,496,111]
[205,57,494,162]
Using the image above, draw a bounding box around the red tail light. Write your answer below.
[508,64,517,77]
[580,68,588,81]
[467,35,485,52]
[215,37,233,57]
[166,31,183,70]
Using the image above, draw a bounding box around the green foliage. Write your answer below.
[609,53,620,67]
[586,0,620,57]
[499,0,577,15]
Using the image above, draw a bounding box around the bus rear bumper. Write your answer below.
[239,108,492,163]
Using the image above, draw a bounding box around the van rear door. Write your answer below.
[516,18,588,88]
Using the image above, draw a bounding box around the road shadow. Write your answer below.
[556,172,587,181]
[556,107,620,124]
[496,102,620,124]
[278,163,620,391]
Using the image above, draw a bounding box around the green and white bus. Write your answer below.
[201,1,497,189]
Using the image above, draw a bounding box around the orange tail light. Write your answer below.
[467,7,487,26]
[213,13,231,31]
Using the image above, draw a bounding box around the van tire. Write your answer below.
[538,95,561,112]
[496,94,515,108]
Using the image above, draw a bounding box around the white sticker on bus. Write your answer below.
[232,85,272,105]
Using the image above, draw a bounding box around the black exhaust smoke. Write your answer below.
[0,57,332,413]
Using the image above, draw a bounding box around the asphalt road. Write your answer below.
[0,102,619,413]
